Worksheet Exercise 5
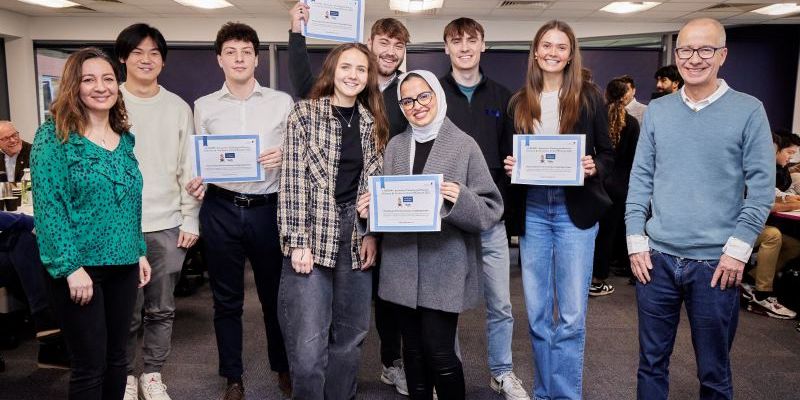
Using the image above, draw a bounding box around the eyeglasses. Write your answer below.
[398,91,434,110]
[0,131,19,144]
[674,46,725,60]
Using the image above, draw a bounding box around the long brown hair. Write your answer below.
[308,43,389,151]
[50,47,129,142]
[511,20,589,134]
[605,78,629,148]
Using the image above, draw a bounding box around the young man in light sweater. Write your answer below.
[116,24,200,400]
[626,18,774,400]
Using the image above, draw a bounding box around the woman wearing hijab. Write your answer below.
[356,70,503,400]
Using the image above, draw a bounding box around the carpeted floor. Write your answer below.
[2,253,799,399]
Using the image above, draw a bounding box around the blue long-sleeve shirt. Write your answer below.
[0,211,34,232]
[625,88,774,261]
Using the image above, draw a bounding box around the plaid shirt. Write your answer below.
[279,97,383,269]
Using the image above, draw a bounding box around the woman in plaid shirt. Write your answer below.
[277,43,389,399]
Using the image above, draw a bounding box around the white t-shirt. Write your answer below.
[535,90,560,135]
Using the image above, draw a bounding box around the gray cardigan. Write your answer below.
[378,118,504,313]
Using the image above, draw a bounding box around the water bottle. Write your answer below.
[20,168,31,206]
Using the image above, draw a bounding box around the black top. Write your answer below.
[0,141,31,182]
[333,105,363,204]
[412,139,435,175]
[439,71,515,222]
[777,164,792,192]
[506,87,615,232]
[288,32,408,137]
[604,112,640,202]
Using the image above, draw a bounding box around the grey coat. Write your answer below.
[378,118,504,313]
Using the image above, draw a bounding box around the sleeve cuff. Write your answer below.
[722,236,753,263]
[180,216,200,236]
[626,235,650,255]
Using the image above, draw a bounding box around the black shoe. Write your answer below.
[221,382,245,400]
[37,336,70,369]
[589,281,615,297]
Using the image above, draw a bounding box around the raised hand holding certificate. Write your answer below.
[369,174,443,232]
[192,134,263,183]
[303,0,365,43]
[512,134,585,186]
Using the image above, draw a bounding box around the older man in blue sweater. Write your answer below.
[625,18,774,400]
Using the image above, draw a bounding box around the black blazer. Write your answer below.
[605,112,640,203]
[506,89,614,233]
[0,141,31,182]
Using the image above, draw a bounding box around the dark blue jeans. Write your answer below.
[637,249,739,400]
[199,191,288,379]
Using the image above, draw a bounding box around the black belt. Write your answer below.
[207,184,277,208]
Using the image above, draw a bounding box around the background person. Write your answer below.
[0,121,31,182]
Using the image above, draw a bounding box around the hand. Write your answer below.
[629,251,653,284]
[259,147,283,169]
[503,156,516,177]
[291,247,313,274]
[582,155,596,178]
[289,2,310,33]
[185,176,205,200]
[441,182,461,204]
[177,230,199,248]
[360,235,378,270]
[66,267,93,306]
[356,192,370,219]
[785,194,800,202]
[139,257,152,288]
[710,254,745,290]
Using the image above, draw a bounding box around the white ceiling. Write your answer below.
[0,0,798,24]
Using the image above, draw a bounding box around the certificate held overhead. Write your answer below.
[303,0,365,43]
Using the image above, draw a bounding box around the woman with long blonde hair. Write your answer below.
[277,42,387,399]
[503,20,614,400]
[31,47,151,400]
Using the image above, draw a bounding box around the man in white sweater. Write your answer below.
[115,24,200,400]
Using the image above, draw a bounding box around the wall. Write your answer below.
[0,39,9,120]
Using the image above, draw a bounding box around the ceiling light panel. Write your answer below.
[601,2,661,14]
[752,3,800,16]
[18,0,79,8]
[390,0,445,13]
[173,0,233,10]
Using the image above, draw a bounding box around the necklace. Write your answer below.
[333,105,355,128]
[88,128,110,149]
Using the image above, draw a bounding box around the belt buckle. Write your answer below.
[233,195,252,208]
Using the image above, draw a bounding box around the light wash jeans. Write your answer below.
[519,187,598,400]
[480,221,515,377]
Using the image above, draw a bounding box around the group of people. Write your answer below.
[0,3,784,399]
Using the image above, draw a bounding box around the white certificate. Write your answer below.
[192,134,263,183]
[512,134,585,186]
[303,0,365,43]
[369,174,443,232]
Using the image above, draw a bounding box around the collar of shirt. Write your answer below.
[379,73,397,92]
[218,80,265,101]
[680,79,729,112]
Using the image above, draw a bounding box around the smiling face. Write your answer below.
[445,32,485,72]
[217,39,258,85]
[368,33,405,77]
[333,48,369,104]
[655,76,678,93]
[121,36,163,84]
[400,77,438,127]
[778,146,798,167]
[0,122,21,157]
[535,28,572,76]
[79,57,119,113]
[675,19,727,93]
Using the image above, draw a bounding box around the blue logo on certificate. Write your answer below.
[224,152,236,159]
[545,153,556,160]
[402,196,414,203]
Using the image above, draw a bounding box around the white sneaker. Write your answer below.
[490,371,531,400]
[123,375,138,400]
[749,296,797,319]
[380,360,409,396]
[139,372,171,400]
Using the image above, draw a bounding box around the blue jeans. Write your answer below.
[637,250,739,400]
[278,204,373,400]
[519,187,597,400]
[480,221,515,377]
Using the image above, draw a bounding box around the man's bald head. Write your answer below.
[677,18,726,48]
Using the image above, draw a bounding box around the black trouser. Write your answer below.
[372,265,402,367]
[200,188,288,379]
[396,305,464,400]
[593,196,627,280]
[50,264,138,400]
[0,230,57,332]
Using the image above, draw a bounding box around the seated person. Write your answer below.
[742,131,800,319]
[0,121,31,182]
[0,211,68,368]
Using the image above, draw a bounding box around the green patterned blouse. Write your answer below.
[31,119,146,279]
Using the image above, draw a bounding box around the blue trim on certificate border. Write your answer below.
[193,134,263,183]
[369,174,441,232]
[514,134,584,186]
[302,0,363,43]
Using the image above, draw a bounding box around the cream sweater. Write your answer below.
[121,84,199,235]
